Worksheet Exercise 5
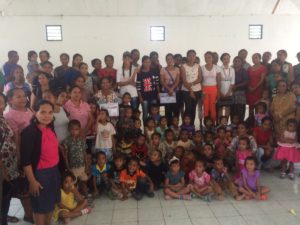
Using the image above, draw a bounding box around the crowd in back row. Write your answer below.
[1,48,300,225]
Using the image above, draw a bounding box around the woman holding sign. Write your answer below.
[160,53,180,124]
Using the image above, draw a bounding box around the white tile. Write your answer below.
[270,213,300,225]
[137,197,161,209]
[85,210,113,224]
[92,199,115,211]
[165,219,193,225]
[138,207,164,221]
[160,199,185,208]
[186,205,215,218]
[163,206,189,220]
[209,204,239,217]
[112,209,137,223]
[233,201,264,215]
[217,216,248,225]
[191,218,220,225]
[68,215,87,225]
[258,200,286,214]
[111,222,138,225]
[114,199,137,210]
[243,214,276,225]
[138,221,165,225]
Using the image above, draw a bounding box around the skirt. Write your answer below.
[31,166,61,214]
[274,145,300,163]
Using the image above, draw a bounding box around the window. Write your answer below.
[249,25,263,39]
[150,26,165,41]
[46,25,62,41]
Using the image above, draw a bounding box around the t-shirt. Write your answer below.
[182,64,201,92]
[201,65,221,86]
[238,168,260,191]
[120,169,146,190]
[116,67,138,97]
[219,66,235,95]
[252,127,272,146]
[64,100,90,129]
[160,67,179,93]
[63,136,87,168]
[64,67,80,86]
[165,170,185,185]
[210,168,226,183]
[189,170,211,188]
[236,150,253,175]
[4,108,34,133]
[97,68,117,84]
[95,122,116,149]
[234,68,248,91]
[92,163,110,186]
[136,70,159,101]
[108,164,124,185]
[3,62,18,77]
[37,127,59,169]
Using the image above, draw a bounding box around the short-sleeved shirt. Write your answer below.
[63,136,87,168]
[182,64,201,92]
[189,170,210,188]
[3,62,18,77]
[37,127,59,169]
[108,164,124,185]
[64,100,90,129]
[4,108,34,133]
[116,67,138,97]
[4,82,31,99]
[97,68,117,84]
[160,67,180,93]
[92,163,110,185]
[252,127,272,146]
[120,169,146,190]
[219,66,235,95]
[234,68,248,91]
[95,122,116,149]
[165,170,185,185]
[238,168,260,191]
[54,107,69,143]
[210,168,226,183]
[228,135,257,153]
[201,65,221,86]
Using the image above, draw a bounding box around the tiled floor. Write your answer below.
[8,172,300,225]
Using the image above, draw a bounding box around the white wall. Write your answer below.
[1,15,300,71]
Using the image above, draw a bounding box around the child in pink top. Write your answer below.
[235,137,253,181]
[188,159,213,201]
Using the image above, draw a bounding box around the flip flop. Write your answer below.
[7,216,19,223]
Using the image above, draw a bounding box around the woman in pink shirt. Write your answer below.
[64,85,92,136]
[21,100,60,225]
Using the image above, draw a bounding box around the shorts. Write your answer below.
[71,166,88,181]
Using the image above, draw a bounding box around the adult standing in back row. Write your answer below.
[181,50,202,124]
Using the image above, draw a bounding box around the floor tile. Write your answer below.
[138,207,164,221]
[165,219,193,225]
[191,218,220,225]
[186,204,215,218]
[112,209,137,223]
[163,206,189,220]
[138,221,165,225]
[85,210,113,224]
[243,214,276,225]
[209,204,239,217]
[217,216,248,225]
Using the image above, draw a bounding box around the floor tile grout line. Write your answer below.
[207,203,222,225]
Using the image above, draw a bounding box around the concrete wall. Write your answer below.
[0,5,300,70]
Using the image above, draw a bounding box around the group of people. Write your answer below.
[1,48,300,225]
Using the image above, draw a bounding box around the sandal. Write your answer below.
[7,216,19,223]
[280,172,286,179]
[288,173,295,180]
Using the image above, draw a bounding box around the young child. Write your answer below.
[202,144,216,173]
[146,150,168,190]
[131,134,148,166]
[204,131,215,146]
[174,146,185,160]
[149,104,161,124]
[62,120,89,195]
[192,131,204,157]
[210,157,242,201]
[274,119,300,180]
[170,116,180,140]
[120,157,154,200]
[119,92,132,118]
[202,116,216,134]
[230,115,240,130]
[86,99,99,154]
[254,102,268,127]
[177,129,193,151]
[164,157,191,200]
[156,116,168,141]
[116,132,134,159]
[235,137,253,180]
[144,117,156,143]
[27,50,39,73]
[238,156,270,200]
[188,159,213,201]
[218,116,229,130]
[159,129,177,160]
[91,152,112,198]
[108,154,126,200]
[214,127,230,159]
[53,171,91,224]
[147,132,161,156]
[132,118,143,139]
[95,109,116,161]
[181,114,195,138]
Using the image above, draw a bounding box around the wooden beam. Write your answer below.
[272,0,281,14]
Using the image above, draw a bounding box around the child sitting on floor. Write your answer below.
[53,171,92,224]
[108,154,126,200]
[164,157,191,200]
